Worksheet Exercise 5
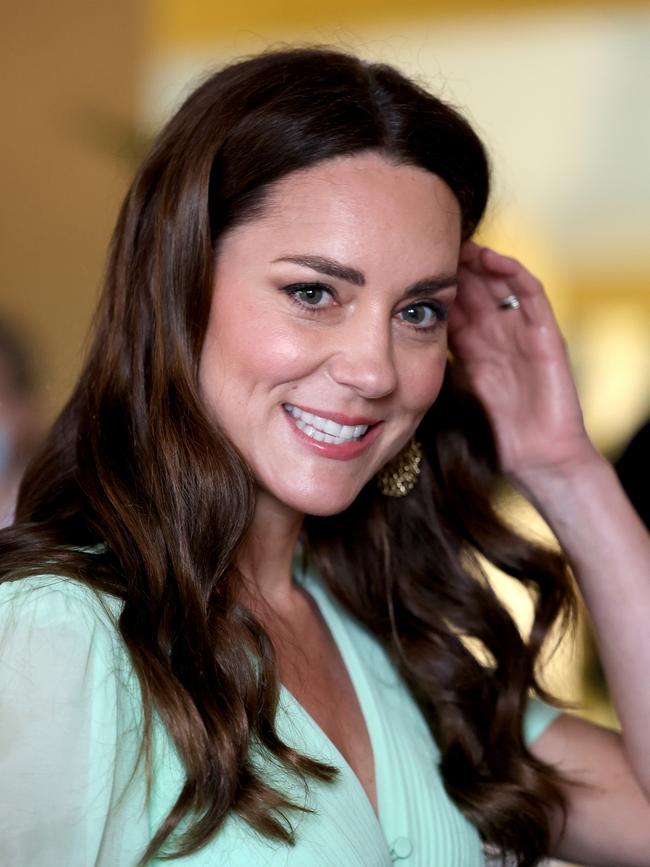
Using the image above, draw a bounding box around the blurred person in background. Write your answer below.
[0,47,649,867]
[616,419,650,530]
[0,318,42,527]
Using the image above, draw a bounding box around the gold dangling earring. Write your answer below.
[376,438,423,497]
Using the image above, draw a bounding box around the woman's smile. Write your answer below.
[282,402,383,460]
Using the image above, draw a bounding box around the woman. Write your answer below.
[1,47,648,867]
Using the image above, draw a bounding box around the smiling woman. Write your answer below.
[1,46,650,867]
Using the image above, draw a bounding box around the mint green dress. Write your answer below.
[0,569,560,866]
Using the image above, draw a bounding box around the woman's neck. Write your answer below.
[237,490,304,609]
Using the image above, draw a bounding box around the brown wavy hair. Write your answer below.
[0,47,575,865]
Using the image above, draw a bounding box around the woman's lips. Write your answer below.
[282,405,383,460]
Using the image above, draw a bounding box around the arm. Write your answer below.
[532,713,650,866]
[450,242,650,857]
[518,453,650,799]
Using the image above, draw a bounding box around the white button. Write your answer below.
[390,836,413,860]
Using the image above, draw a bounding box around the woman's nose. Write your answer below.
[327,317,398,399]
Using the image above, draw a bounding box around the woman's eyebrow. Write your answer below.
[402,276,458,299]
[273,254,457,295]
[274,254,365,285]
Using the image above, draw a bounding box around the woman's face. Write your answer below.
[199,152,461,517]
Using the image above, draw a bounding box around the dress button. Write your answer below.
[390,836,413,861]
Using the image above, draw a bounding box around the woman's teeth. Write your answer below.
[284,404,369,445]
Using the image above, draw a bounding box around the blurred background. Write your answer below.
[1,2,649,858]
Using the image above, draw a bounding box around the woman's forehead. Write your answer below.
[223,153,461,255]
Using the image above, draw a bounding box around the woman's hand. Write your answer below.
[448,241,599,487]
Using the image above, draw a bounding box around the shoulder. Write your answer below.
[0,573,129,694]
[0,572,122,633]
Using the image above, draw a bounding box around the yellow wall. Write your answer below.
[149,0,650,45]
[0,2,140,415]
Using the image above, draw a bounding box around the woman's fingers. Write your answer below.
[460,241,524,278]
[457,242,559,329]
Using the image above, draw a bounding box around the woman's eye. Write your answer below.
[296,286,327,305]
[398,303,443,328]
[283,283,334,309]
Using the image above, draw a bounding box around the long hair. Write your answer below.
[0,47,574,865]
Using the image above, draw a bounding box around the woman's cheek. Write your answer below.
[401,345,448,414]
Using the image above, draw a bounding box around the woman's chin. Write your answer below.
[264,480,369,518]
